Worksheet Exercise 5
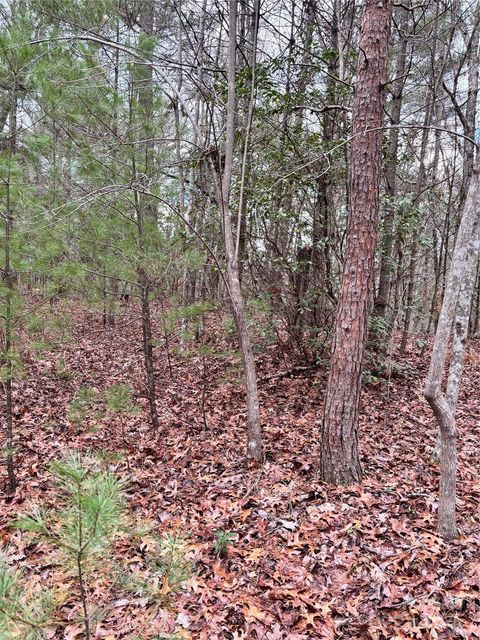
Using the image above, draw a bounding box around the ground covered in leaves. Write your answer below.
[1,303,480,639]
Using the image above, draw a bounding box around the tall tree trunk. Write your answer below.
[373,4,409,327]
[236,0,259,278]
[3,90,17,494]
[217,0,262,462]
[311,0,339,332]
[424,164,480,540]
[458,2,480,205]
[133,0,160,430]
[319,0,393,485]
[424,106,444,338]
[399,102,433,352]
[400,3,445,351]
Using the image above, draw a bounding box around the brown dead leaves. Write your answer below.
[1,306,480,638]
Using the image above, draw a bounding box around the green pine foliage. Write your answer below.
[11,453,126,639]
[105,383,138,414]
[12,452,126,568]
[0,553,56,640]
[118,528,193,601]
[6,454,193,638]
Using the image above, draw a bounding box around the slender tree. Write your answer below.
[373,3,410,329]
[215,0,263,462]
[425,161,480,540]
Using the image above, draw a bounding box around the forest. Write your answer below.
[1,0,480,638]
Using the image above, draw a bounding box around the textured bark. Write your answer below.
[446,216,480,412]
[320,0,393,485]
[424,165,480,541]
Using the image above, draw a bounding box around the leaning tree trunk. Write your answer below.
[424,164,480,541]
[319,0,393,485]
[216,0,262,462]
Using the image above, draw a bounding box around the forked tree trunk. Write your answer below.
[216,0,262,462]
[424,164,480,540]
[319,0,393,485]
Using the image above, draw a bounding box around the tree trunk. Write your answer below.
[459,3,480,205]
[141,280,160,430]
[320,0,393,485]
[236,0,259,278]
[424,164,480,541]
[399,99,434,352]
[217,0,262,462]
[3,91,17,494]
[310,0,339,332]
[374,4,409,327]
[400,3,445,351]
[132,1,160,430]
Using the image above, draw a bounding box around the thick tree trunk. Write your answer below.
[320,0,393,485]
[424,165,480,541]
[446,217,480,413]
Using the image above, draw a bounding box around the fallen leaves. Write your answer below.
[1,305,480,638]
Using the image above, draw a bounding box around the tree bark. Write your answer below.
[3,90,17,494]
[310,0,339,331]
[374,4,409,326]
[217,0,262,462]
[424,164,480,541]
[400,3,445,352]
[236,0,259,278]
[458,2,480,205]
[320,0,393,485]
[132,0,160,430]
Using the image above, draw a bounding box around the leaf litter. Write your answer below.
[1,304,480,639]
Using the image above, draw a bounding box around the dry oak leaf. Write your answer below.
[246,548,267,561]
[242,602,275,624]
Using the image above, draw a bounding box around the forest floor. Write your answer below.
[1,303,480,640]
